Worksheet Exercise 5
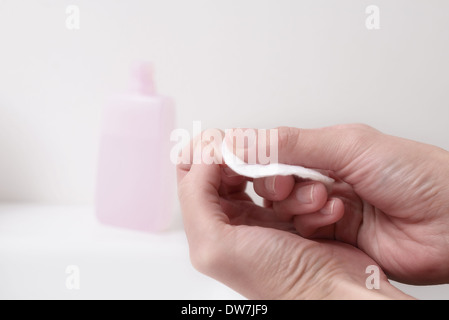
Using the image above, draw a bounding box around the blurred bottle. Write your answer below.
[96,62,175,232]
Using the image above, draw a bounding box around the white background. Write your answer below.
[0,0,448,299]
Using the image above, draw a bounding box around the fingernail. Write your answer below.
[223,167,239,177]
[296,184,314,204]
[265,176,277,194]
[321,199,335,215]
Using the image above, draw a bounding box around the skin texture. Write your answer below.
[177,124,449,299]
[247,125,449,285]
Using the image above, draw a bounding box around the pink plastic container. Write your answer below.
[95,63,175,232]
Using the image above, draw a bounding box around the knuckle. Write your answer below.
[345,123,373,131]
[348,125,376,144]
[334,123,378,145]
[337,123,377,136]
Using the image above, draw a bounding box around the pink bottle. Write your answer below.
[96,62,175,232]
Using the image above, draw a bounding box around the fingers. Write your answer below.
[253,175,295,201]
[177,129,248,196]
[273,125,378,171]
[254,177,329,218]
[221,166,247,188]
[254,176,345,237]
[272,181,329,220]
[292,198,345,238]
[219,197,297,233]
[177,131,231,249]
[225,124,381,175]
[216,165,246,197]
[178,162,229,241]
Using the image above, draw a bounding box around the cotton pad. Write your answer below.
[221,141,334,187]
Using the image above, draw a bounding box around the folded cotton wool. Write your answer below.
[221,141,334,187]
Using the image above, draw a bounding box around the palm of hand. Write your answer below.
[216,186,383,299]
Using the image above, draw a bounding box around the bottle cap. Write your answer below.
[130,62,156,95]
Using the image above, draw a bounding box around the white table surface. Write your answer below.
[0,204,243,300]
[0,204,447,300]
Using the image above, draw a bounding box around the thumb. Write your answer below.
[225,124,381,175]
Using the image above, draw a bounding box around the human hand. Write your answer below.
[240,125,449,285]
[177,131,412,299]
